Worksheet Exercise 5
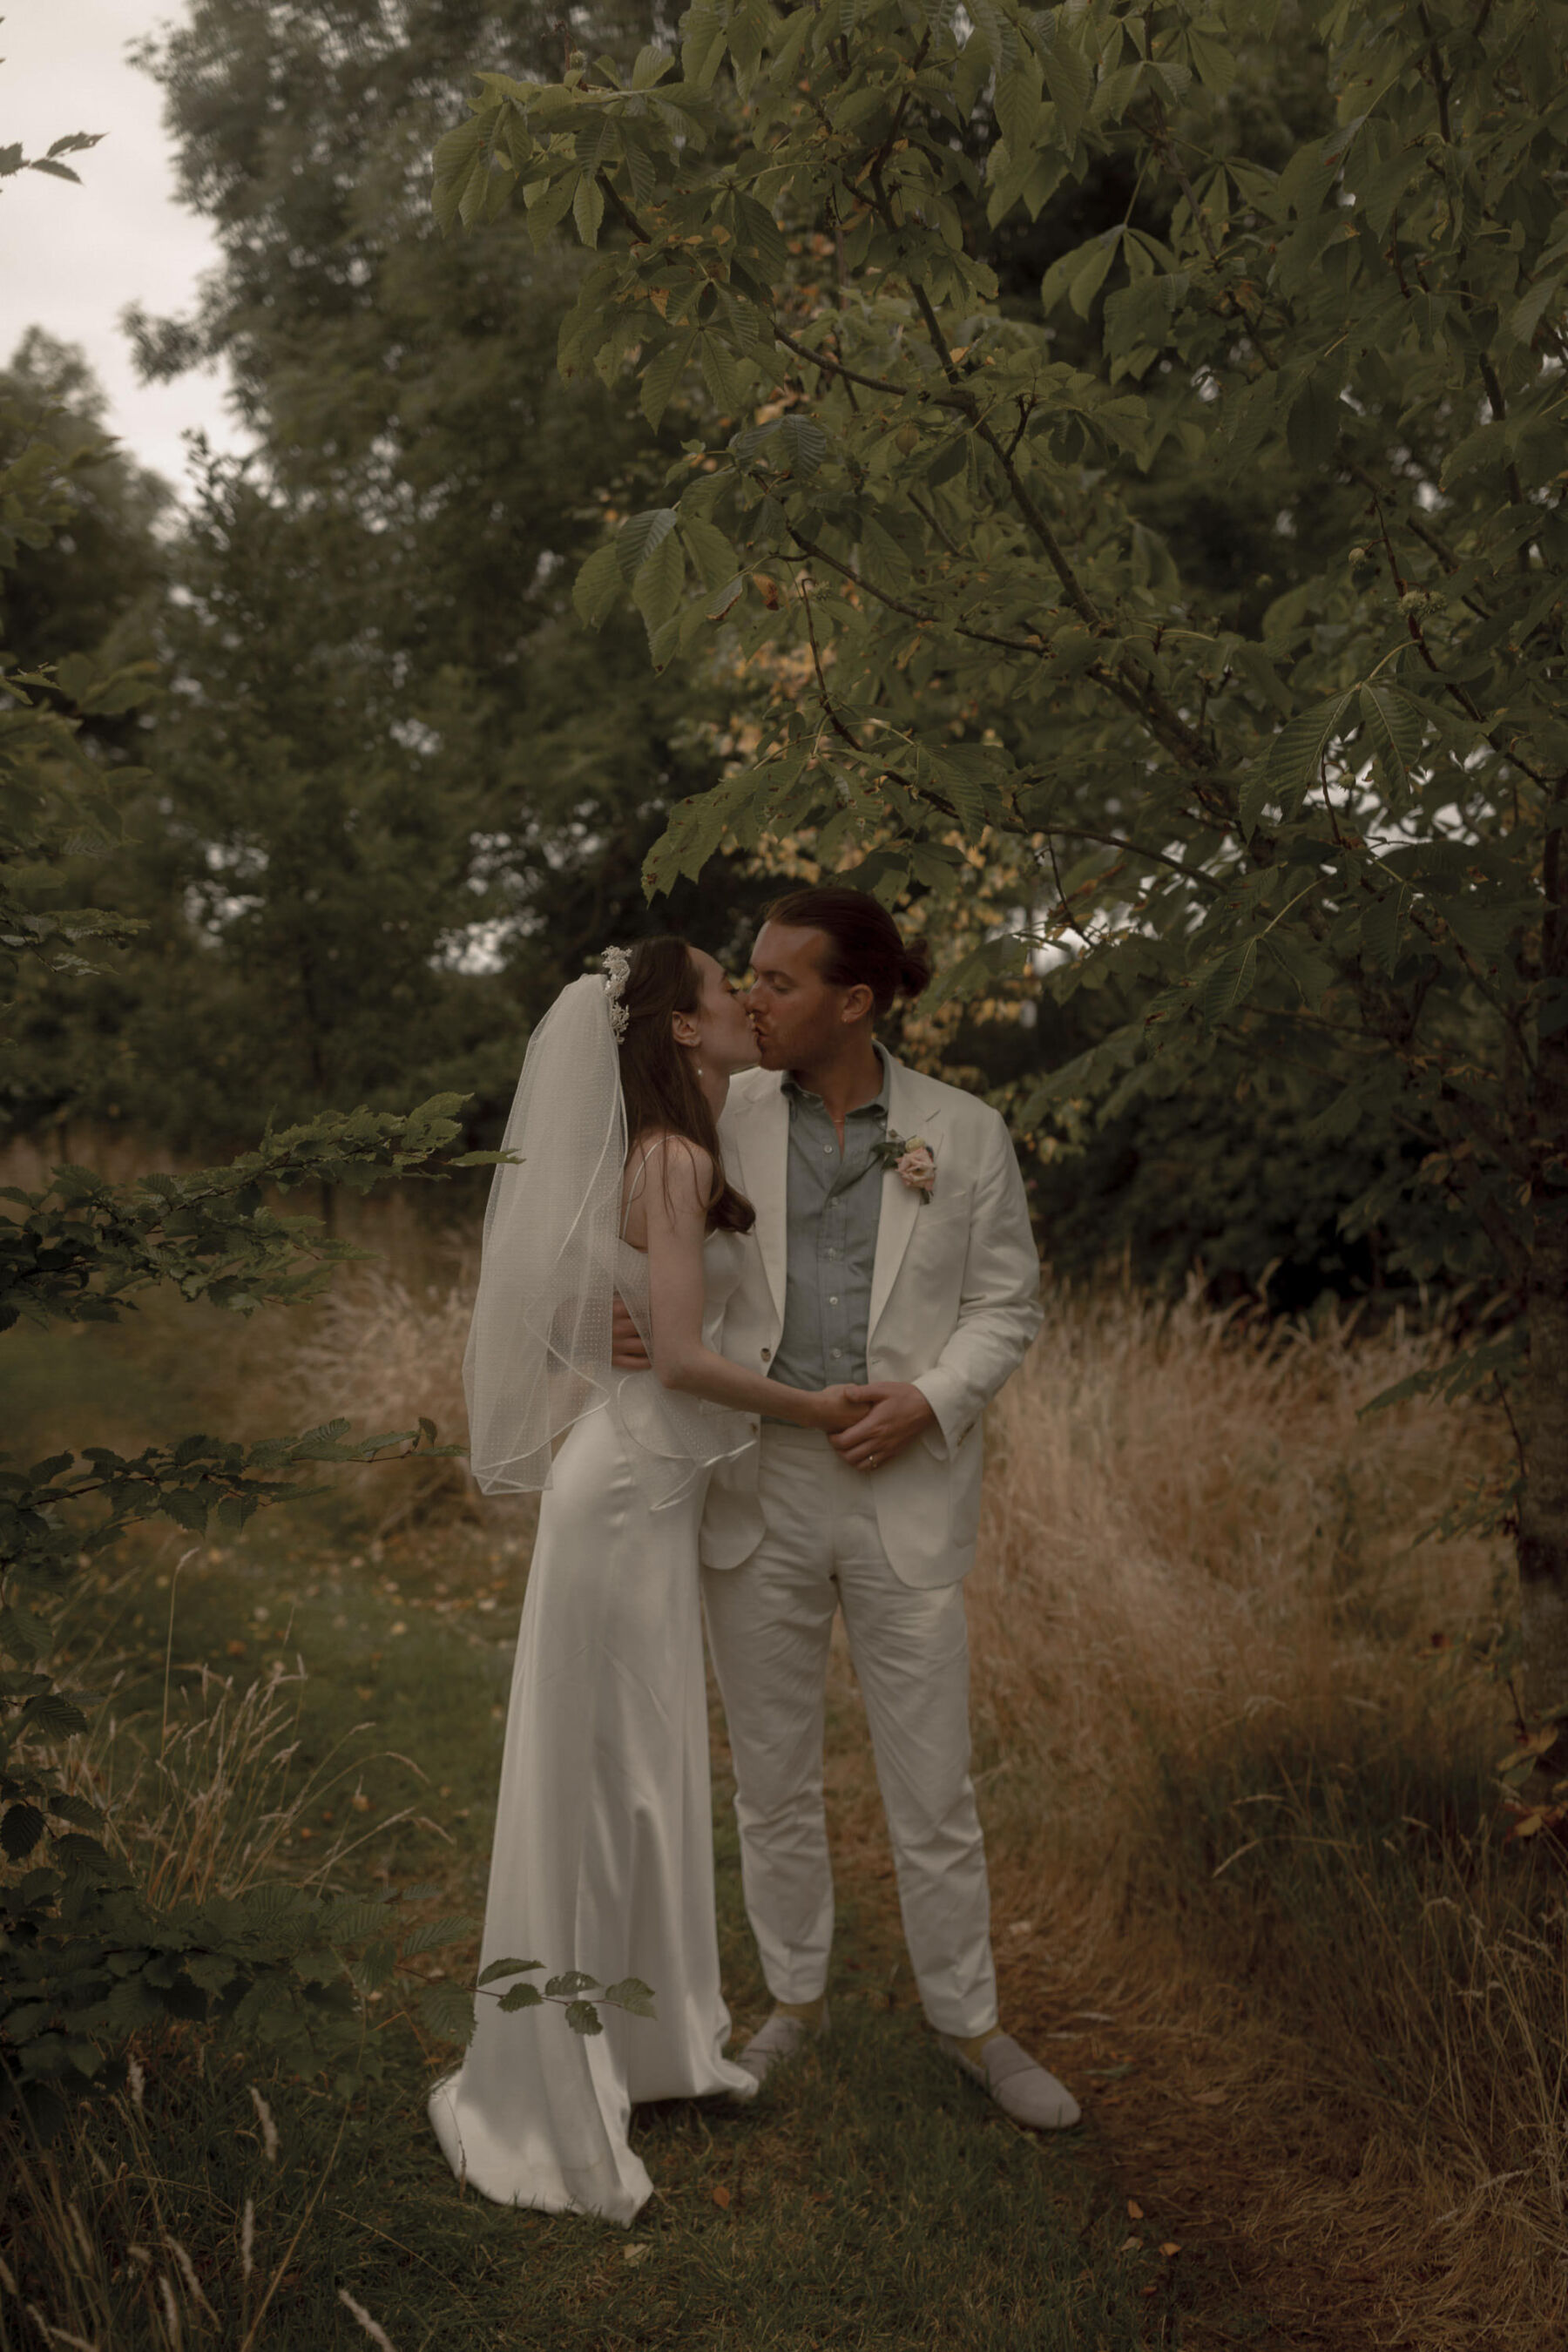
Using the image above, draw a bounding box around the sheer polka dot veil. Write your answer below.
[462,963,754,1504]
[463,972,627,1494]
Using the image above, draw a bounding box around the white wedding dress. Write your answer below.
[429,1227,757,2225]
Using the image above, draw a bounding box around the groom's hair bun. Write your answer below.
[765,886,931,1018]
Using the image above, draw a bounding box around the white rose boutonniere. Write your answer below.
[875,1130,936,1203]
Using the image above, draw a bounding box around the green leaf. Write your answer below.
[1260,931,1333,1005]
[1185,26,1237,94]
[601,1976,658,2017]
[572,542,623,626]
[497,1979,545,2011]
[1196,938,1258,1025]
[680,514,740,592]
[23,1690,89,1735]
[1069,233,1119,318]
[544,1970,603,1997]
[632,44,674,90]
[640,330,698,431]
[1358,683,1425,792]
[1041,33,1092,143]
[420,1983,476,2043]
[1263,694,1354,809]
[400,1916,479,1958]
[995,64,1042,157]
[733,413,829,478]
[0,1605,51,1661]
[616,506,679,584]
[734,194,788,286]
[565,1998,605,2035]
[159,1489,210,1534]
[1360,885,1409,975]
[700,333,749,411]
[2,1801,46,1860]
[572,171,605,248]
[1510,279,1559,345]
[632,529,686,639]
[476,1956,543,1988]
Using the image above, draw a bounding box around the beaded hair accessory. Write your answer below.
[601,944,631,1041]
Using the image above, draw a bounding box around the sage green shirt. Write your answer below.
[767,1045,892,1402]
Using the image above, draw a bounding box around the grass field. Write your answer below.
[2,1506,1193,2351]
[3,1212,1565,2349]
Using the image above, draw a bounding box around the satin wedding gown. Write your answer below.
[429,1227,756,2225]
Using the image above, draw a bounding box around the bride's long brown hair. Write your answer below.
[618,937,755,1234]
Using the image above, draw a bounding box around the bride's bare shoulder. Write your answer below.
[625,1127,717,1203]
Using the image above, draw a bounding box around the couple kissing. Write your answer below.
[430,886,1077,2227]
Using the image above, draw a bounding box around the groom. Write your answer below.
[620,886,1078,2129]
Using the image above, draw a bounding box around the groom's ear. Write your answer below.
[840,983,875,1024]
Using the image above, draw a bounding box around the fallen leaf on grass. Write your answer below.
[1189,2089,1227,2106]
[1160,2242,1180,2258]
[623,2244,651,2266]
[1126,2200,1144,2220]
[712,2186,731,2209]
[1119,2235,1142,2253]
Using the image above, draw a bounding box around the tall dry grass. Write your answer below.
[247,1256,481,1531]
[1,1652,428,2352]
[966,1281,1563,2348]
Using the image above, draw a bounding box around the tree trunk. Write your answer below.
[1518,778,1568,1725]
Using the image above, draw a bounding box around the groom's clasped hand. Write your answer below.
[824,1378,938,1470]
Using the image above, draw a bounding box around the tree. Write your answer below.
[39,0,774,1160]
[433,0,1568,1737]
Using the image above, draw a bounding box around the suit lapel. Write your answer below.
[728,1077,789,1326]
[868,1060,944,1338]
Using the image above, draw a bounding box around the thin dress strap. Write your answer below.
[620,1136,667,1240]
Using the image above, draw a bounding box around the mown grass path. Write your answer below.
[71,1523,1260,2351]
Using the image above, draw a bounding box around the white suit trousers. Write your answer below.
[701,1423,998,2040]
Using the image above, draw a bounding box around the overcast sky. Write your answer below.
[6,0,248,490]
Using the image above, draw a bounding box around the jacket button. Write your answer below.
[760,1346,771,1361]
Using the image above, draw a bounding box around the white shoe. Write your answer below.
[937,2031,1081,2129]
[733,2001,831,2085]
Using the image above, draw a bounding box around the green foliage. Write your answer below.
[0,388,158,990]
[20,0,774,1160]
[0,1092,484,2125]
[436,0,1568,1703]
[0,132,102,192]
[0,1097,491,1333]
[0,1873,476,2139]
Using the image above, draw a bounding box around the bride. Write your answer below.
[429,937,862,2225]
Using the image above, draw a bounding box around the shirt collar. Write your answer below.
[782,1042,892,1121]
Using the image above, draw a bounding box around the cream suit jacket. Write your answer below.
[700,1056,1044,1590]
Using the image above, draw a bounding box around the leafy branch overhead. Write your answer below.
[434,0,1568,1722]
